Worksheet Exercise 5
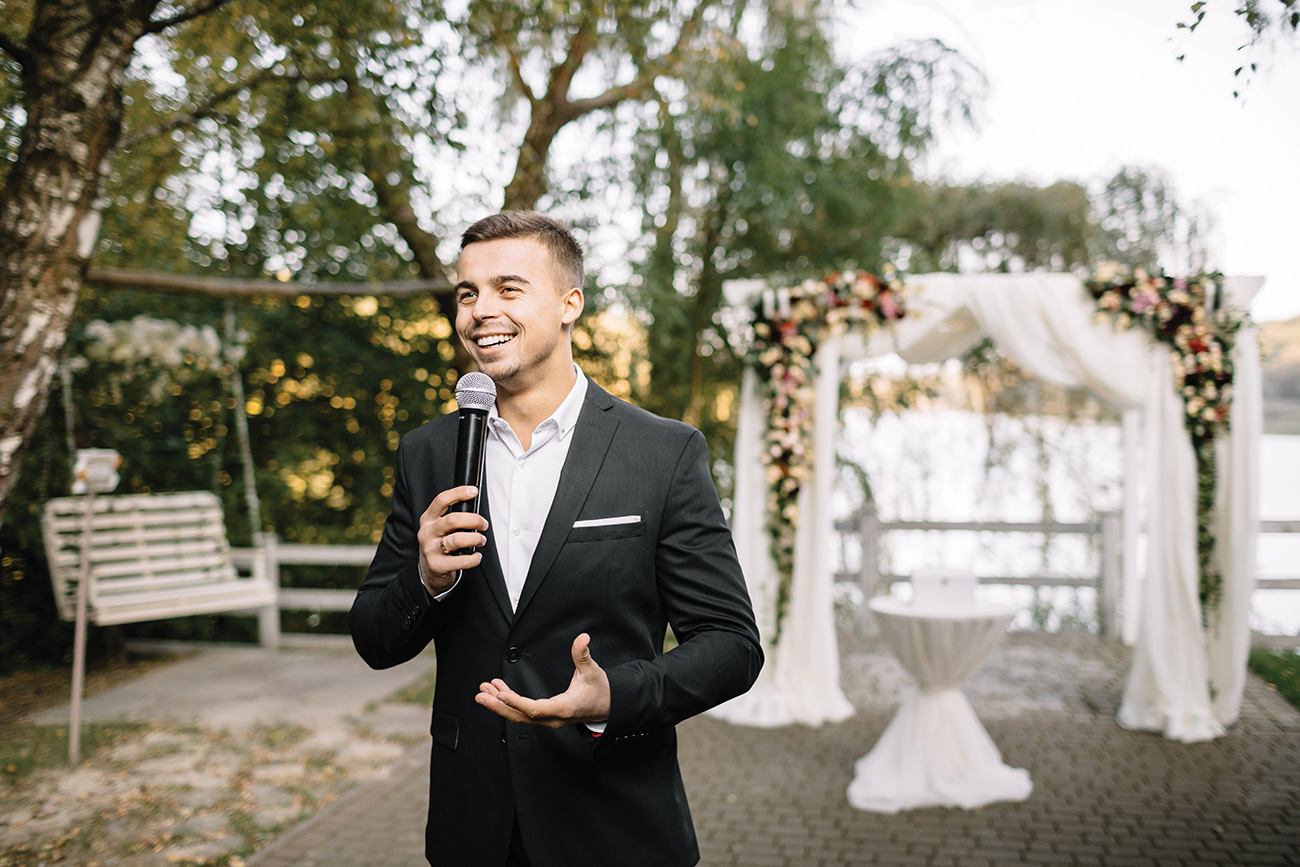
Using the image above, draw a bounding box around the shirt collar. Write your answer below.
[486,364,587,442]
[551,364,587,441]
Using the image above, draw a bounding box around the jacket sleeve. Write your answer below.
[600,428,763,743]
[348,436,448,669]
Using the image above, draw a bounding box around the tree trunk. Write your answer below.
[682,188,731,429]
[502,107,564,211]
[0,1,161,520]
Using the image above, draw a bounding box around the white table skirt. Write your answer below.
[846,597,1033,813]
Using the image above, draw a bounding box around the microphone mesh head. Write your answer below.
[455,371,497,411]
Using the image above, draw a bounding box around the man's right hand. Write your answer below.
[417,486,489,596]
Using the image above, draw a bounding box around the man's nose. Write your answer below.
[470,291,500,320]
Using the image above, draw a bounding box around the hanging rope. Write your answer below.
[224,298,263,548]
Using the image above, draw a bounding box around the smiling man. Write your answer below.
[349,211,763,867]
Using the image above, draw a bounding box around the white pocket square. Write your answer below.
[573,515,641,528]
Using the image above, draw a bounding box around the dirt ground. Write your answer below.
[0,653,428,867]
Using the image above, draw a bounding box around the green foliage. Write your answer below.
[890,179,1093,274]
[630,11,985,467]
[1248,647,1300,711]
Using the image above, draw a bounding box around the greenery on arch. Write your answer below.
[743,268,911,636]
[1085,264,1250,617]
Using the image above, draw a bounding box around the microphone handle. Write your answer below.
[449,408,488,516]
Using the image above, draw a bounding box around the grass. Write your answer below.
[0,719,147,785]
[1248,647,1300,711]
[0,654,177,784]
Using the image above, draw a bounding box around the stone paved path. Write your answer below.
[248,632,1300,866]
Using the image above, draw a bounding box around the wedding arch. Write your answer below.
[711,270,1263,743]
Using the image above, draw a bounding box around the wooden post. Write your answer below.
[69,490,95,765]
[258,533,281,651]
[1099,511,1121,639]
[859,504,880,629]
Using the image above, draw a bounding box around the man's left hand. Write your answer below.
[476,633,611,728]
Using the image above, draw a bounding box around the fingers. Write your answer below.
[570,632,592,669]
[476,679,563,728]
[416,486,489,594]
[476,635,610,728]
[421,485,485,523]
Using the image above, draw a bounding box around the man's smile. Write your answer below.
[475,333,516,348]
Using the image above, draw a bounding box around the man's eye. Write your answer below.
[457,291,476,304]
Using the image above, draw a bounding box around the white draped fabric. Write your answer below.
[720,272,1261,741]
[846,597,1032,812]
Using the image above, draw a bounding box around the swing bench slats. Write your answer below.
[42,491,277,628]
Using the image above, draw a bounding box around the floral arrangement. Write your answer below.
[1084,264,1249,617]
[75,315,233,402]
[746,268,909,636]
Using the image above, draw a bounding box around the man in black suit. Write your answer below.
[349,211,762,867]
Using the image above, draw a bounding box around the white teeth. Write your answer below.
[477,334,514,347]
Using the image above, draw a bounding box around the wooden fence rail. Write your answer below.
[229,519,1299,649]
[831,509,1300,648]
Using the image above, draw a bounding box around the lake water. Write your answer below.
[833,410,1300,637]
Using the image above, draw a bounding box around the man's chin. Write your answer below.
[472,359,518,385]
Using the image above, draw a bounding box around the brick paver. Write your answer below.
[247,632,1300,866]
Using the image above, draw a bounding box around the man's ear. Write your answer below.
[561,285,584,327]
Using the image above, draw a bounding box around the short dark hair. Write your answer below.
[460,211,584,290]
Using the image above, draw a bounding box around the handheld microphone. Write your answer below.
[450,371,496,520]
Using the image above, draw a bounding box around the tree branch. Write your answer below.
[562,82,644,123]
[86,267,451,297]
[504,45,534,103]
[547,19,596,104]
[0,30,30,66]
[658,0,719,75]
[119,67,278,148]
[145,0,234,34]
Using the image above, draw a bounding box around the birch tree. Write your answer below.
[0,0,232,519]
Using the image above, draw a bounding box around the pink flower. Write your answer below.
[1131,288,1158,313]
[878,290,902,320]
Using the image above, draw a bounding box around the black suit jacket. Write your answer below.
[349,378,763,867]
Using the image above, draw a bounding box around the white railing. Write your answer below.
[1252,519,1300,649]
[231,536,375,648]
[833,507,1123,637]
[229,519,1300,649]
[835,508,1300,648]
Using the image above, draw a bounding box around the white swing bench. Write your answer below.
[42,490,278,640]
[42,489,279,762]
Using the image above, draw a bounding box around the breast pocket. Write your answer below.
[567,519,646,543]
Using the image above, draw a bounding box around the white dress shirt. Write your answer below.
[485,366,587,612]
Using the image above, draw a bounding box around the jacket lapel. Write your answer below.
[475,484,513,622]
[512,380,618,620]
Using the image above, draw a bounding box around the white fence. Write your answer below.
[833,507,1300,648]
[228,519,1300,649]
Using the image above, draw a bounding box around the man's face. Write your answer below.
[454,237,582,394]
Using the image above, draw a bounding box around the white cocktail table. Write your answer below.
[846,595,1032,813]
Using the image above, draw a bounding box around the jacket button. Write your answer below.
[505,646,521,663]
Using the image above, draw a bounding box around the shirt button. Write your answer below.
[513,526,521,536]
[517,459,525,468]
[505,646,521,663]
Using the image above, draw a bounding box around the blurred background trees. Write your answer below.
[0,0,1227,666]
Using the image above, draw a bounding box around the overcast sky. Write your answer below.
[843,0,1300,322]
